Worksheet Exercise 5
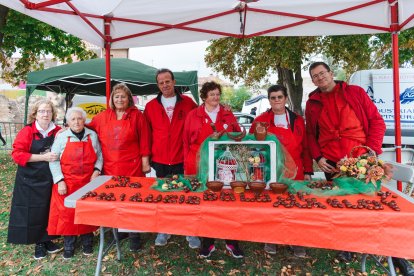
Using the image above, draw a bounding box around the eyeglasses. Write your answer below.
[312,71,329,80]
[269,95,285,101]
[38,110,53,114]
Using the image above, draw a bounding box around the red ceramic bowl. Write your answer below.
[248,181,266,194]
[230,181,247,193]
[269,182,288,194]
[206,181,224,192]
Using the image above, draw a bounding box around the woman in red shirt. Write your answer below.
[250,84,313,257]
[8,100,62,260]
[88,83,151,251]
[183,81,244,259]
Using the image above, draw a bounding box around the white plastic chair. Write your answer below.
[361,161,414,275]
[386,161,414,196]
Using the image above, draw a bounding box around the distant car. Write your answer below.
[234,112,255,132]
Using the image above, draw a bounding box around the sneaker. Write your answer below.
[291,246,306,258]
[83,245,93,256]
[34,243,47,260]
[186,236,201,249]
[155,233,171,246]
[63,249,74,259]
[199,245,216,258]
[129,237,141,252]
[226,243,244,259]
[264,243,277,255]
[337,251,353,263]
[44,240,63,254]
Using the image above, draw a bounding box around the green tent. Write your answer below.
[25,58,199,122]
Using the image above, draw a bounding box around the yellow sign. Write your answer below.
[78,102,107,119]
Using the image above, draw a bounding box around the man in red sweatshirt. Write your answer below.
[144,68,199,249]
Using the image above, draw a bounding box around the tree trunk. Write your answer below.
[276,66,304,115]
[0,5,9,49]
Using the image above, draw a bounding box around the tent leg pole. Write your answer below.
[390,1,402,191]
[104,17,112,107]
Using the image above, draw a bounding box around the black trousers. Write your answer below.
[0,132,5,145]
[151,161,184,178]
[64,233,93,251]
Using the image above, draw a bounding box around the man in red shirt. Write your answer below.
[305,62,414,275]
[144,68,199,248]
[306,61,385,181]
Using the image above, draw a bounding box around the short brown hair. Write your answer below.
[110,83,135,110]
[28,99,57,124]
[309,61,331,77]
[200,81,222,102]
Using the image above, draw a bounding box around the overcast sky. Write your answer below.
[129,40,215,77]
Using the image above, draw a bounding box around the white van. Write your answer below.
[349,69,414,146]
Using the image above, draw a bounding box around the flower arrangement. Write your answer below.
[231,144,252,182]
[335,146,392,185]
[248,155,261,167]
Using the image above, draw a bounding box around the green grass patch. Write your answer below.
[0,151,405,275]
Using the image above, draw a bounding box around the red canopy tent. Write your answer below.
[1,0,413,189]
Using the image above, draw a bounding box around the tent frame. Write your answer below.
[15,0,414,190]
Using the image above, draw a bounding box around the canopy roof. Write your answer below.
[26,58,199,101]
[2,0,414,49]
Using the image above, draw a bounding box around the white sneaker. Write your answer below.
[155,233,171,246]
[264,243,277,255]
[186,236,201,249]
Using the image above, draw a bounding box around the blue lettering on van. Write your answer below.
[372,98,385,104]
[400,86,414,104]
[366,86,374,100]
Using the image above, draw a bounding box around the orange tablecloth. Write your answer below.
[74,177,414,259]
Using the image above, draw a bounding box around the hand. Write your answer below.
[317,157,336,173]
[304,174,312,181]
[142,162,151,174]
[57,181,67,195]
[44,152,59,162]
[142,156,151,174]
[91,170,100,180]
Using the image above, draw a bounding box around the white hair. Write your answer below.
[66,107,87,121]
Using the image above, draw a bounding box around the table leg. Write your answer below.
[361,254,368,273]
[387,256,396,276]
[361,254,397,276]
[112,228,121,261]
[95,226,105,276]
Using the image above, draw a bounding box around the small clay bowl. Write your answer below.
[248,181,266,194]
[269,182,288,194]
[230,181,247,193]
[206,181,224,192]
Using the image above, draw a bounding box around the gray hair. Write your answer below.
[66,107,87,121]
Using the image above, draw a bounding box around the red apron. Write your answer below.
[101,118,143,176]
[268,112,304,180]
[48,136,98,235]
[185,117,225,175]
[318,88,366,162]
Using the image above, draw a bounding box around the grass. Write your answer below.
[0,150,402,275]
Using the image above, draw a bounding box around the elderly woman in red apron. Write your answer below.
[183,81,244,259]
[8,100,62,260]
[88,83,151,251]
[250,84,313,257]
[48,107,103,259]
